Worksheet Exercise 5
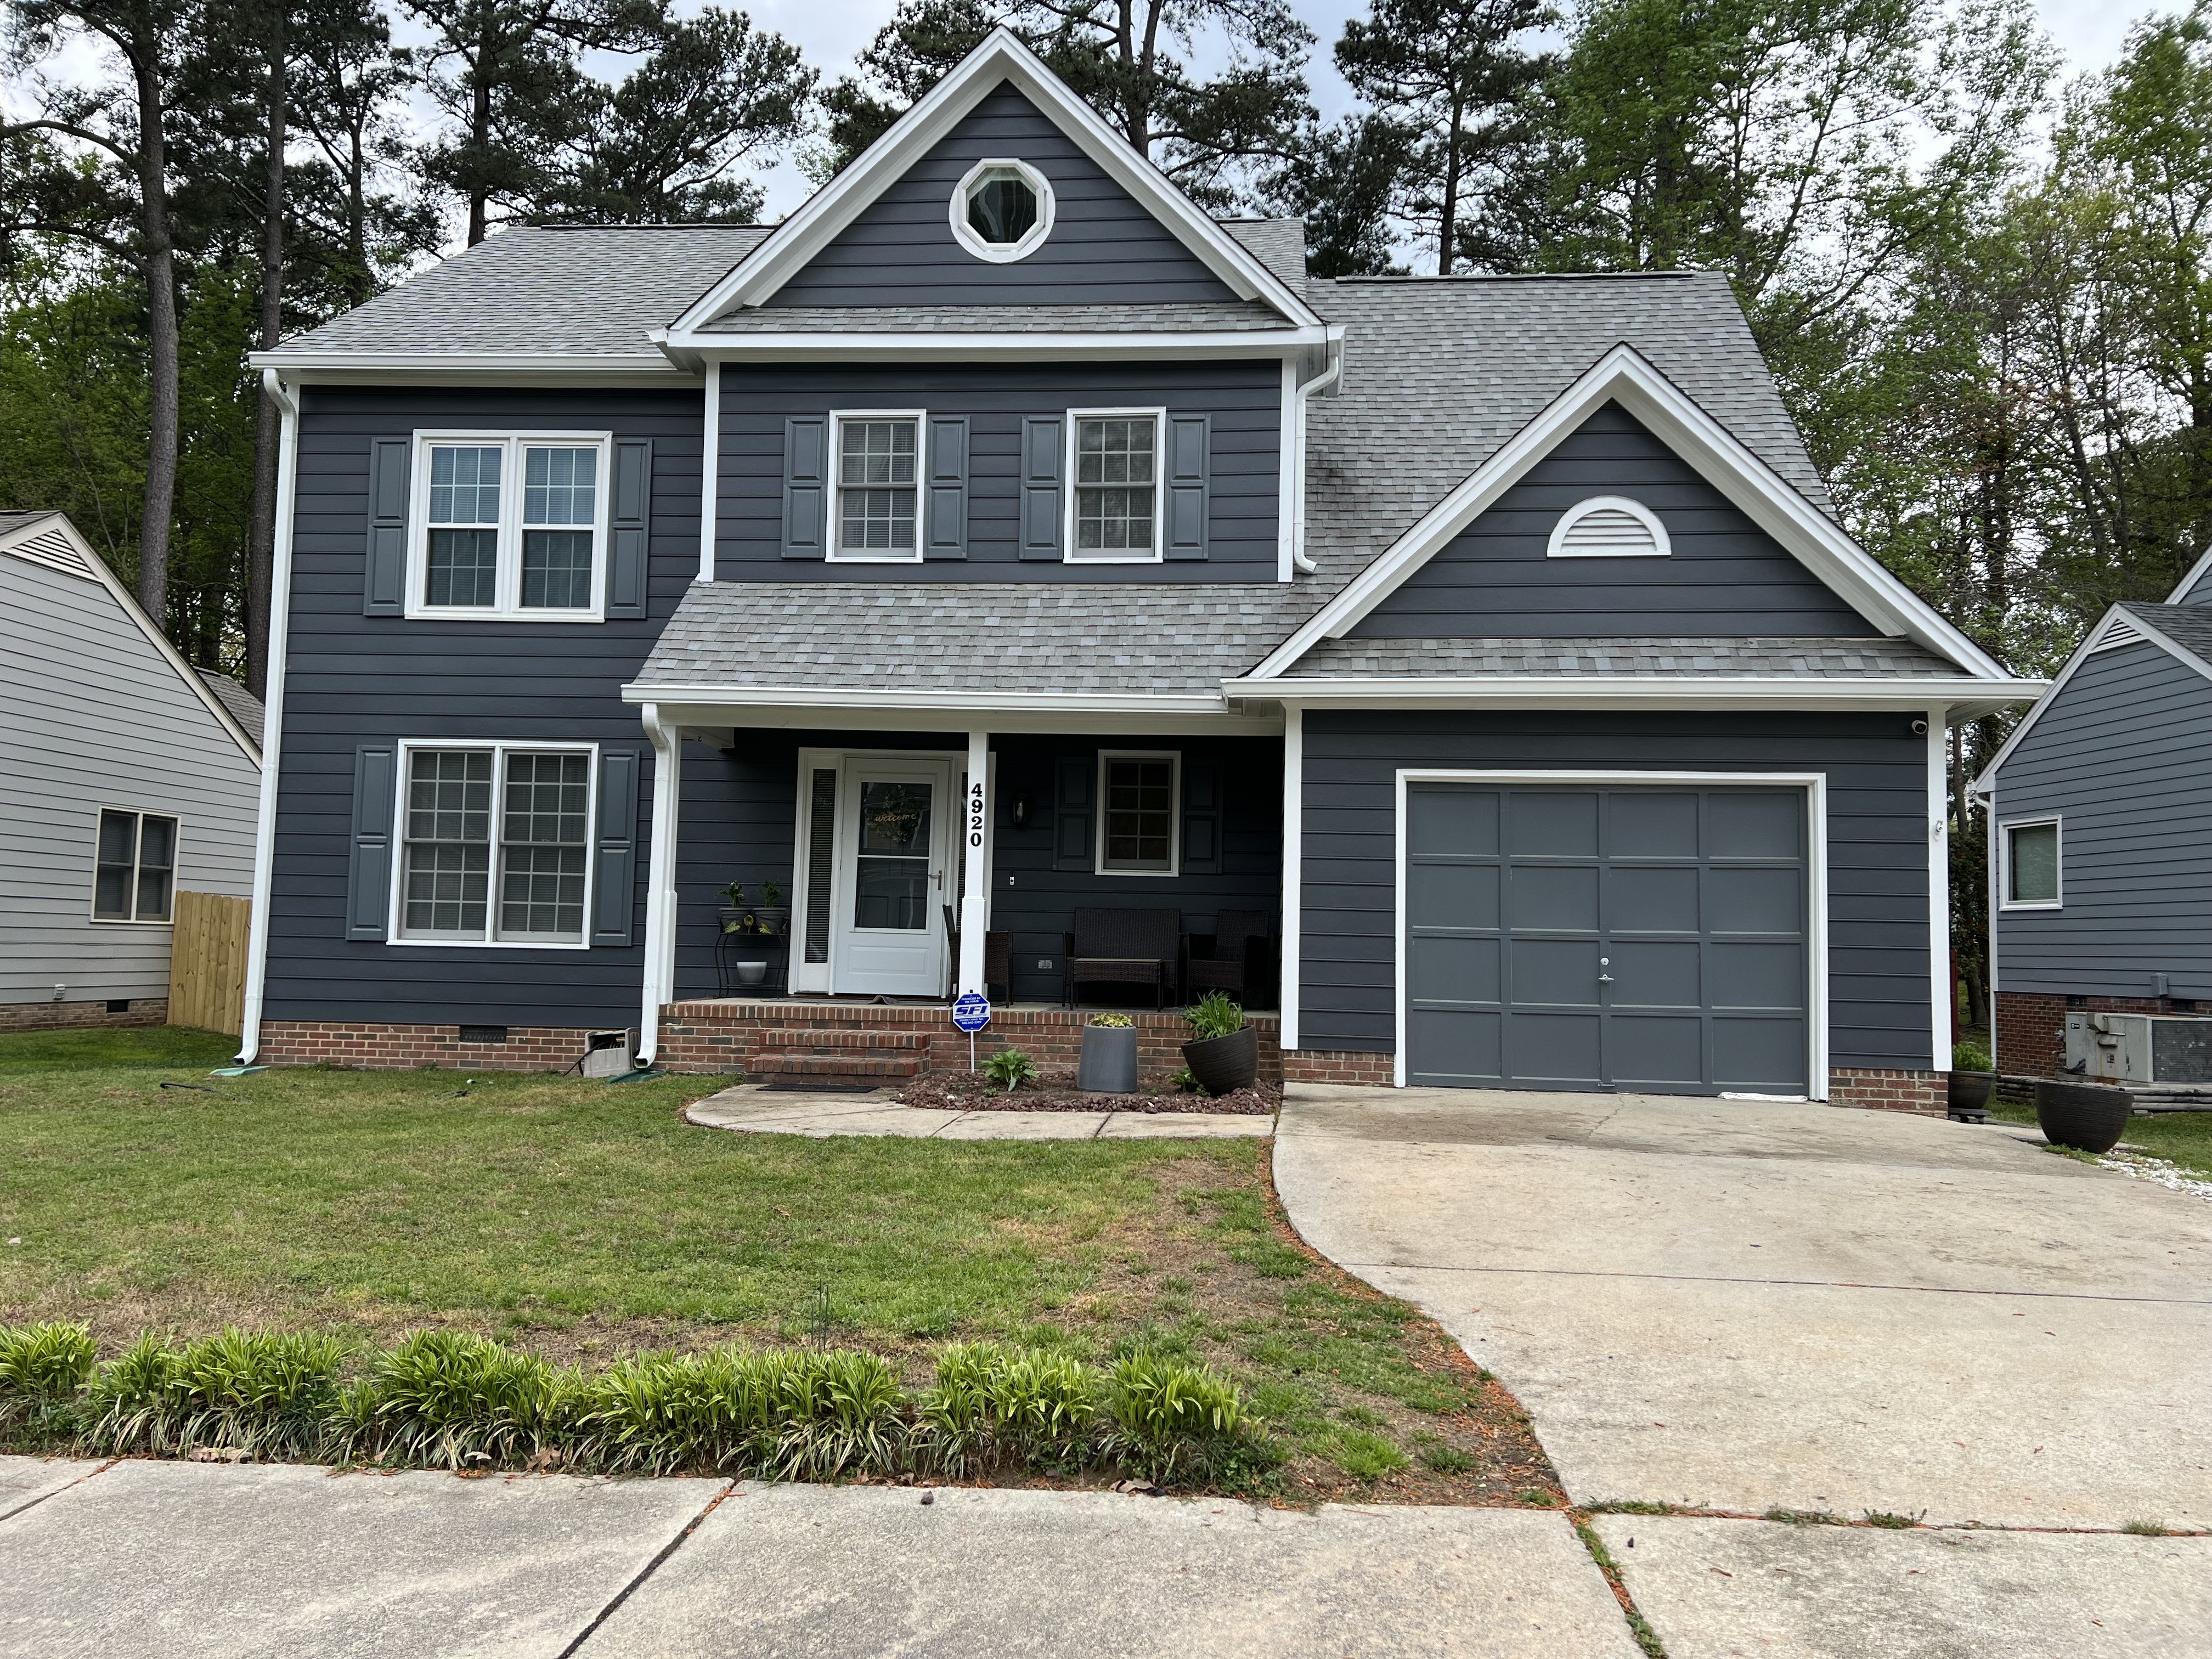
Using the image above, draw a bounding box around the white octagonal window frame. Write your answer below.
[950,157,1055,264]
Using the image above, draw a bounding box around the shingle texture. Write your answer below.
[701,300,1291,334]
[197,669,267,737]
[1221,219,1307,291]
[2119,602,2212,674]
[1285,636,1967,678]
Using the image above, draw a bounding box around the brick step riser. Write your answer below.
[746,1055,922,1079]
[754,1030,927,1051]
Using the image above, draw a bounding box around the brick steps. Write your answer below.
[744,1025,927,1087]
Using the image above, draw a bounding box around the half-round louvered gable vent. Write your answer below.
[1545,495,1672,559]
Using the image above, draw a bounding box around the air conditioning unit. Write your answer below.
[2062,1012,2212,1084]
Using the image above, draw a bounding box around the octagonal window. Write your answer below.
[951,159,1053,262]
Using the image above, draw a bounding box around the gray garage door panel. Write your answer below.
[1405,784,1808,1095]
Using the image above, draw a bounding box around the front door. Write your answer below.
[831,760,952,997]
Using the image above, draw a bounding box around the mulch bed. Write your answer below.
[898,1066,1277,1115]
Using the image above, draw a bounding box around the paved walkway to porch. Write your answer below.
[683,1083,1274,1139]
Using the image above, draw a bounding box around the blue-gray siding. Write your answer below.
[1991,640,2212,1000]
[766,82,1237,308]
[1297,711,1933,1073]
[716,363,1280,583]
[1352,403,1871,639]
[266,387,701,1030]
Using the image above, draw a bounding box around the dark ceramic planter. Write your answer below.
[1078,1026,1140,1093]
[751,905,791,937]
[1948,1071,1995,1119]
[1182,1026,1259,1097]
[2034,1078,2132,1154]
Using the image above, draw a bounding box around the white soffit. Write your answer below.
[1248,345,2013,683]
[665,29,1320,336]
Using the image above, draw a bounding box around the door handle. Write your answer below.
[1598,975,1613,983]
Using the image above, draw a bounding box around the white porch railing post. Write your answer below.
[960,729,989,997]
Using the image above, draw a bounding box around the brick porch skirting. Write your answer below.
[256,1022,614,1072]
[1280,1049,1395,1086]
[0,997,167,1033]
[1993,990,2197,1080]
[1825,1066,1945,1114]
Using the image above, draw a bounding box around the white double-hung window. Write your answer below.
[395,742,596,946]
[831,411,923,561]
[410,433,610,619]
[1067,410,1164,562]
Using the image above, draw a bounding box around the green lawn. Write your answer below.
[1990,1090,2212,1182]
[0,1027,1555,1502]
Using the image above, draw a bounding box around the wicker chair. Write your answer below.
[1183,910,1278,1006]
[1062,907,1181,1009]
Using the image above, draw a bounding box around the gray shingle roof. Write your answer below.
[1285,636,1966,678]
[1221,219,1306,291]
[0,510,57,535]
[2118,602,2212,674]
[266,225,770,358]
[702,300,1291,334]
[197,669,267,737]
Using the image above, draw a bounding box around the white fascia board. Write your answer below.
[1226,675,2046,713]
[2167,544,2212,604]
[247,351,693,385]
[2,511,264,765]
[1971,604,2212,793]
[667,327,1336,362]
[1248,345,2013,684]
[668,29,1319,332]
[624,681,1237,717]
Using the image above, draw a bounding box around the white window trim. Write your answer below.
[87,805,179,926]
[1545,494,1672,559]
[1064,408,1167,566]
[1096,749,1181,877]
[949,156,1056,263]
[387,739,599,950]
[1999,815,2062,910]
[827,409,928,564]
[406,431,612,622]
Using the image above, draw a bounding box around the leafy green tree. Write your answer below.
[1260,114,1408,276]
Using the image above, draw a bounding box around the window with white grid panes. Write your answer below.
[1097,752,1178,874]
[834,416,919,558]
[397,745,593,944]
[1071,414,1159,559]
[411,434,607,617]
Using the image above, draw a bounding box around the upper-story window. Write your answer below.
[409,432,610,620]
[833,412,922,562]
[950,158,1054,263]
[1069,410,1163,563]
[1547,495,1671,558]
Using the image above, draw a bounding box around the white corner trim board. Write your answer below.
[235,370,300,1064]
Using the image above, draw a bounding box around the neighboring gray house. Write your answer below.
[237,30,2040,1107]
[1975,558,2212,1079]
[0,511,263,1030]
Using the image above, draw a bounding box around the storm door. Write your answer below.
[830,759,953,997]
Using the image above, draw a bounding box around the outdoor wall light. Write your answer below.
[1011,793,1030,828]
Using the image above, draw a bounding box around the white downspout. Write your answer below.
[234,370,300,1064]
[636,703,682,1066]
[1288,352,1342,575]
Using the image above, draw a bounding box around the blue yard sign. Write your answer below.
[952,992,991,1032]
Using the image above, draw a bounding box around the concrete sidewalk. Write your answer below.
[685,1083,1273,1139]
[0,1458,1635,1659]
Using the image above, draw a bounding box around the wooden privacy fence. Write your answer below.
[168,890,250,1037]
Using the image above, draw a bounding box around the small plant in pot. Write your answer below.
[751,880,789,938]
[1181,992,1257,1096]
[1948,1041,1996,1121]
[1078,1012,1139,1094]
[2034,1076,2134,1154]
[719,881,757,935]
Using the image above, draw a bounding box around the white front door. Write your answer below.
[831,759,953,997]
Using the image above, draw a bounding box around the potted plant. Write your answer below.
[1948,1041,1996,1121]
[751,879,790,938]
[1078,1012,1139,1093]
[1181,992,1257,1096]
[2034,1077,2132,1154]
[719,881,757,935]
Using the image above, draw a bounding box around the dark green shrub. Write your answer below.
[982,1047,1040,1092]
[81,1329,346,1460]
[342,1331,577,1471]
[1183,992,1244,1042]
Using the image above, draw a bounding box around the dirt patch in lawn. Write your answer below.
[899,1066,1277,1116]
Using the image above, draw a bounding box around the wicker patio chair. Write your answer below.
[1062,907,1181,1009]
[1183,910,1277,1006]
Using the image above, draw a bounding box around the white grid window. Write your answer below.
[410,433,608,619]
[2003,819,2061,908]
[398,745,594,944]
[1097,752,1178,876]
[834,415,920,558]
[91,809,177,922]
[1069,413,1160,561]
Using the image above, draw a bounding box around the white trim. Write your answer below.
[1246,345,2013,683]
[1280,706,1302,1050]
[626,682,1243,718]
[1231,676,2044,713]
[1094,750,1181,877]
[86,805,180,925]
[1286,352,1341,578]
[1546,495,1671,559]
[1998,815,2062,911]
[949,157,1056,263]
[405,431,612,623]
[827,410,928,563]
[788,747,837,995]
[1390,770,1830,1099]
[681,329,1335,365]
[2089,614,2147,652]
[236,372,299,1063]
[959,730,990,994]
[637,704,681,1065]
[1928,709,1951,1073]
[251,350,687,380]
[1064,408,1167,564]
[385,740,600,950]
[666,30,1319,335]
[1276,359,1297,584]
[697,363,721,583]
[2168,544,2212,605]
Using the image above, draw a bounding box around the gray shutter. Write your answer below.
[1053,755,1092,870]
[346,743,398,940]
[923,416,969,558]
[1181,759,1221,873]
[1165,415,1209,561]
[606,439,651,618]
[1020,416,1063,560]
[782,417,827,558]
[592,748,641,946]
[364,438,409,614]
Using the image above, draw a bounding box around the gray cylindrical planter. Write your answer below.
[2034,1077,2131,1154]
[1078,1026,1140,1093]
[1182,1026,1259,1096]
[733,960,769,987]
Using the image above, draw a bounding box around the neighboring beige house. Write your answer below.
[0,511,263,1030]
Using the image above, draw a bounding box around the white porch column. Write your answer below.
[636,704,682,1066]
[960,729,990,997]
[1929,707,1951,1074]
[1279,705,1302,1052]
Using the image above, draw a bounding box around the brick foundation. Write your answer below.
[1825,1066,1946,1114]
[1992,990,2199,1080]
[1280,1049,1396,1086]
[0,997,167,1033]
[257,1021,621,1073]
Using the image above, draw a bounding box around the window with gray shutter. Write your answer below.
[782,417,828,558]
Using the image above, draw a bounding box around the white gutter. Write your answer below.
[1287,350,1343,575]
[235,369,300,1064]
[1224,675,2047,711]
[663,328,1336,363]
[619,682,1241,716]
[246,349,683,375]
[635,703,682,1068]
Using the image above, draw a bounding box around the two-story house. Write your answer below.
[237,31,2038,1107]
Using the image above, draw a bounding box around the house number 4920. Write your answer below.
[968,782,985,848]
